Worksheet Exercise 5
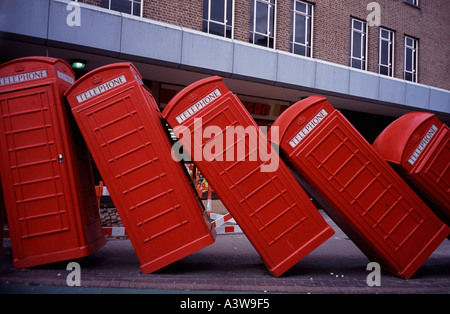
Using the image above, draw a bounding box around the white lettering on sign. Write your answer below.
[289,109,328,148]
[175,89,222,123]
[76,75,127,103]
[0,70,47,86]
[57,70,74,84]
[408,124,438,165]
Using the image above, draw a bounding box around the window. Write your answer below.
[350,18,367,70]
[250,0,276,48]
[404,36,418,82]
[100,0,142,17]
[379,28,394,76]
[291,0,313,57]
[404,0,419,6]
[203,0,234,38]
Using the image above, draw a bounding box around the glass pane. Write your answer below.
[132,2,140,16]
[255,33,268,47]
[256,1,268,34]
[269,36,274,48]
[290,10,295,39]
[352,32,362,58]
[100,0,109,9]
[203,0,208,20]
[211,0,225,23]
[362,35,366,59]
[406,37,413,47]
[351,58,361,69]
[296,1,307,13]
[307,3,313,15]
[294,44,306,56]
[226,0,232,26]
[381,40,389,65]
[381,29,389,39]
[111,0,130,14]
[209,22,225,37]
[226,26,232,39]
[306,16,311,43]
[380,65,389,76]
[269,3,274,35]
[406,48,412,71]
[405,72,412,81]
[295,14,306,44]
[353,19,362,30]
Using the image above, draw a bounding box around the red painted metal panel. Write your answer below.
[162,76,334,277]
[373,112,450,227]
[65,63,215,273]
[0,57,105,268]
[270,96,449,279]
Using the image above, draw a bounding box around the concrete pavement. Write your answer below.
[1,212,449,294]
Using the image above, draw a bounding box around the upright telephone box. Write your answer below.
[269,96,449,279]
[162,76,334,277]
[65,63,215,273]
[0,57,105,268]
[373,112,450,227]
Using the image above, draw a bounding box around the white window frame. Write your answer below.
[378,28,394,77]
[404,36,418,82]
[203,0,234,39]
[250,0,277,49]
[350,17,368,70]
[101,0,143,17]
[291,0,313,57]
[405,0,419,6]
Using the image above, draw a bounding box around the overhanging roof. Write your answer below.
[1,0,449,123]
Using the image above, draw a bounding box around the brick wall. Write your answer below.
[276,0,291,52]
[78,0,449,90]
[79,0,101,6]
[234,0,251,43]
[309,0,450,90]
[145,0,203,30]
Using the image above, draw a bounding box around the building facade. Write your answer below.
[0,0,449,141]
[79,0,450,90]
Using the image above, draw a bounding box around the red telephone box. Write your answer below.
[64,63,215,274]
[269,96,449,279]
[0,57,105,268]
[373,112,450,227]
[162,76,334,277]
[1,179,5,254]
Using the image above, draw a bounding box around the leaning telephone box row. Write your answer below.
[0,57,448,279]
[269,96,449,279]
